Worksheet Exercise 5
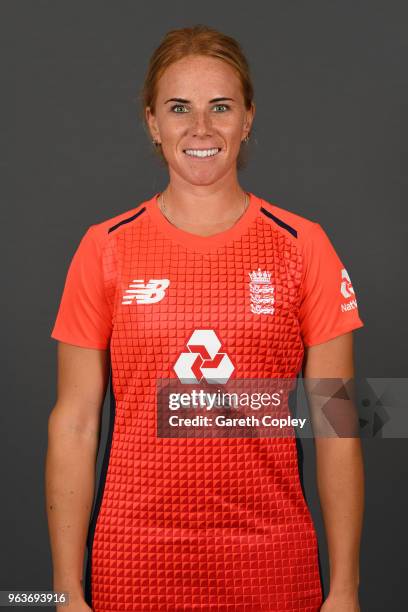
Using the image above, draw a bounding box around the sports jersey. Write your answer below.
[50,191,364,611]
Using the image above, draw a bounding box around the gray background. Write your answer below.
[2,0,407,609]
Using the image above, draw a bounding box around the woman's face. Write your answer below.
[145,54,255,186]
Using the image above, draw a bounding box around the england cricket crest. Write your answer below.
[248,268,275,315]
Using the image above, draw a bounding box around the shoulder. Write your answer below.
[255,193,319,246]
[86,196,153,245]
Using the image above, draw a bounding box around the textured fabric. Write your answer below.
[50,191,364,611]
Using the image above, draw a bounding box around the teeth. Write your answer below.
[184,148,220,158]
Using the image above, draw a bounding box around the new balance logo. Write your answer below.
[173,329,234,385]
[122,279,170,305]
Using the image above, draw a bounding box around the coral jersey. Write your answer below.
[50,191,364,611]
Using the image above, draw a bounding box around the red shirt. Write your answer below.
[51,191,364,611]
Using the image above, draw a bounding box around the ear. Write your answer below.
[243,101,256,139]
[145,106,161,143]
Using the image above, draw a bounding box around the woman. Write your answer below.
[46,25,364,611]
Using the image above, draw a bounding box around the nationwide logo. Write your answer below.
[122,278,170,305]
[248,267,275,315]
[340,268,358,312]
[173,329,234,384]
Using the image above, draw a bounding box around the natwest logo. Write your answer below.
[173,329,234,385]
[340,268,358,312]
[340,268,355,299]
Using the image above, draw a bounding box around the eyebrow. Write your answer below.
[164,97,235,104]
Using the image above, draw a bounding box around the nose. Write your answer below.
[191,109,213,137]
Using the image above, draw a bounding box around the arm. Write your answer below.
[302,332,364,611]
[45,342,110,610]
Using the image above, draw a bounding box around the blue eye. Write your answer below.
[170,103,230,113]
[171,104,188,113]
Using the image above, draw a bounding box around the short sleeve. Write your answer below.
[299,222,364,347]
[50,225,112,349]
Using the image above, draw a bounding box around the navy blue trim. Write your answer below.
[84,370,116,608]
[260,206,298,238]
[294,434,307,500]
[294,435,325,599]
[289,377,325,601]
[108,206,146,234]
[317,534,325,600]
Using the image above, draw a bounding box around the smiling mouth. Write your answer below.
[183,147,222,158]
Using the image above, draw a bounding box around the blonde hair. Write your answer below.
[138,24,255,170]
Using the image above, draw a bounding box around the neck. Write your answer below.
[159,176,248,228]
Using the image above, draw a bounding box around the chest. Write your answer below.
[109,239,304,377]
